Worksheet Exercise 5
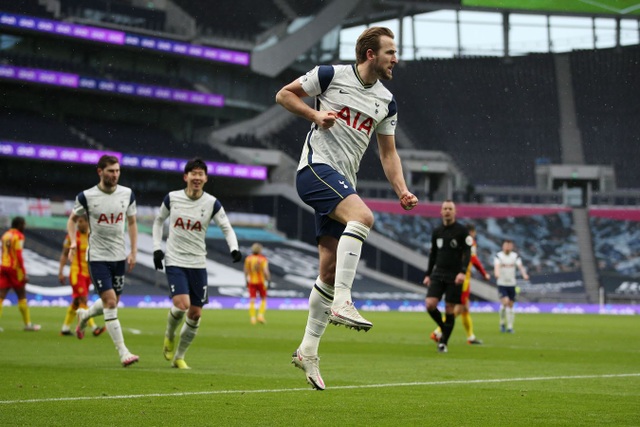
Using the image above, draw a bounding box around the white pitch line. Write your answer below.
[1,372,639,405]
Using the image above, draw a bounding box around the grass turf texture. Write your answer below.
[1,308,638,426]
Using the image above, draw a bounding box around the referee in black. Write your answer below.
[423,200,472,353]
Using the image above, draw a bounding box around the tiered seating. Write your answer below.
[59,0,166,32]
[0,50,193,90]
[372,210,580,277]
[68,117,235,163]
[387,54,561,187]
[227,134,268,149]
[172,0,287,41]
[0,108,85,147]
[357,140,387,182]
[0,0,54,18]
[570,46,640,189]
[590,216,640,279]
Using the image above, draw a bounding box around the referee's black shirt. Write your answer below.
[425,221,472,277]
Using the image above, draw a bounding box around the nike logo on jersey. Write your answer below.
[338,180,348,189]
[339,89,349,94]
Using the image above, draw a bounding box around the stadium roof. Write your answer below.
[342,0,640,28]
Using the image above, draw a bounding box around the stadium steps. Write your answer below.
[572,208,600,303]
[554,54,585,164]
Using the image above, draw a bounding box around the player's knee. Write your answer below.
[174,301,189,311]
[359,211,374,228]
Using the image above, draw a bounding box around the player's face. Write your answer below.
[76,217,89,233]
[372,35,397,81]
[98,163,120,188]
[184,168,208,192]
[503,241,513,253]
[441,201,456,223]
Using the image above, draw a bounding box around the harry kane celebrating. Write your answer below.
[276,26,418,390]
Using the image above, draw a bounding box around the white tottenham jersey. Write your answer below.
[73,185,136,262]
[297,64,397,189]
[152,190,239,269]
[494,251,523,286]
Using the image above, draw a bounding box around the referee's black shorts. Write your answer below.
[426,270,462,304]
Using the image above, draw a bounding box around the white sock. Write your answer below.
[506,307,515,329]
[87,298,104,319]
[104,307,128,356]
[166,306,186,341]
[175,317,199,360]
[499,305,506,326]
[300,278,334,357]
[332,221,369,308]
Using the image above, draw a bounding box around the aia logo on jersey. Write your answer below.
[174,217,202,232]
[97,213,124,224]
[337,107,373,136]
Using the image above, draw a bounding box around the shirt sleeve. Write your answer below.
[375,97,397,136]
[212,202,239,253]
[127,190,137,217]
[300,65,335,97]
[73,192,87,216]
[152,194,170,252]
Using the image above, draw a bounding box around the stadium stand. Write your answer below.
[372,210,581,276]
[0,108,85,147]
[59,0,167,32]
[171,0,323,42]
[0,0,54,18]
[0,48,194,90]
[171,0,286,41]
[1,1,638,308]
[67,116,236,163]
[570,46,640,189]
[386,54,562,187]
[590,216,640,278]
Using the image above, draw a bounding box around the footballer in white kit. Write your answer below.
[152,158,241,369]
[74,185,136,264]
[494,239,529,333]
[276,27,418,390]
[67,154,139,367]
[297,63,397,191]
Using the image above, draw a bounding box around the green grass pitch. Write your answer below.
[1,307,639,426]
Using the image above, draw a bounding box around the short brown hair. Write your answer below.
[97,154,119,170]
[355,27,394,64]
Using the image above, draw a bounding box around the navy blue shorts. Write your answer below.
[89,261,125,296]
[498,285,517,301]
[296,164,357,240]
[166,266,209,307]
